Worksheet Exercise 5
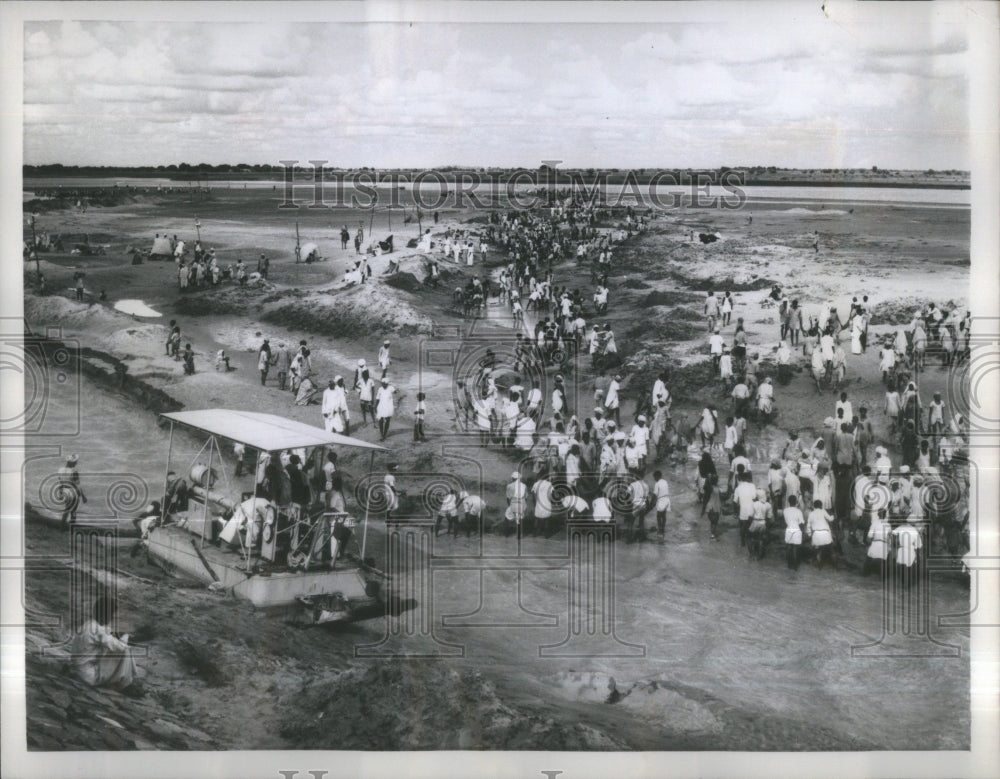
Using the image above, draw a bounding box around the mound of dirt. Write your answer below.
[278,660,625,750]
[640,290,702,307]
[622,349,714,404]
[626,308,701,341]
[384,272,424,292]
[621,277,651,290]
[682,274,775,292]
[173,283,278,316]
[262,284,434,338]
[24,293,130,334]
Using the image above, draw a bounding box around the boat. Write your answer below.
[143,409,393,623]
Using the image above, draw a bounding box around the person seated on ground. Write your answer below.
[71,594,138,692]
[214,349,231,372]
[342,263,364,286]
[295,376,319,406]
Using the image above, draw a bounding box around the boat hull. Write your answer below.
[146,524,379,613]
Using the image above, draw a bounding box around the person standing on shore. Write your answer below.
[322,381,339,433]
[357,368,376,426]
[182,343,195,375]
[274,342,291,390]
[375,376,396,441]
[704,290,719,332]
[413,392,428,442]
[258,339,273,386]
[165,320,177,356]
[57,454,87,524]
[378,340,391,378]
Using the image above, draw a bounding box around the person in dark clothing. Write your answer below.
[286,454,311,508]
[698,450,719,514]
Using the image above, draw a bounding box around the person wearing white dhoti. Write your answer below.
[375,377,396,441]
[783,496,804,570]
[850,314,864,355]
[892,520,923,584]
[322,381,339,432]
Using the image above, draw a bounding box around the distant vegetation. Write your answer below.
[24,163,970,188]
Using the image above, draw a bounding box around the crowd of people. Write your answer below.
[147,198,972,580]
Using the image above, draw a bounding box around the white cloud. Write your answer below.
[21,15,972,169]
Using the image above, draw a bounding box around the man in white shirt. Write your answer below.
[525,381,543,420]
[732,473,758,548]
[892,519,923,584]
[504,471,526,537]
[783,494,804,570]
[322,380,339,432]
[604,374,622,426]
[652,470,671,536]
[592,494,613,523]
[651,372,671,415]
[626,475,649,543]
[709,329,725,372]
[530,472,554,537]
[459,491,486,538]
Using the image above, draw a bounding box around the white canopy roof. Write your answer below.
[161,410,387,453]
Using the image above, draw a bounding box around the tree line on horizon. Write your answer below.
[24,163,969,177]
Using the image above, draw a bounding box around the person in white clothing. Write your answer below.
[458,491,486,537]
[892,519,923,585]
[783,494,804,570]
[806,500,836,569]
[652,470,670,536]
[322,380,340,433]
[591,494,613,523]
[604,374,622,426]
[504,471,527,537]
[375,377,396,440]
[864,508,893,576]
[732,473,757,548]
[378,340,391,377]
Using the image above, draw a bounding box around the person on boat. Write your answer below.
[57,454,87,524]
[132,500,162,538]
[327,475,353,562]
[71,594,138,693]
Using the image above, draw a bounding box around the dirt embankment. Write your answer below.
[172,276,436,338]
[279,661,625,750]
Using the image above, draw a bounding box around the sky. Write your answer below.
[21,8,972,170]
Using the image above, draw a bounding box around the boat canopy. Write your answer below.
[161,410,388,453]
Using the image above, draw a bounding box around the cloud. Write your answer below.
[20,16,972,170]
